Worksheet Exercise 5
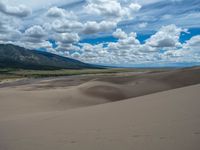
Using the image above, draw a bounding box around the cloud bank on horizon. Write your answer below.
[0,0,200,67]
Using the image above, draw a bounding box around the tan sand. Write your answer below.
[0,84,200,150]
[0,67,200,149]
[1,67,200,119]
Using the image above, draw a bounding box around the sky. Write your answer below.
[0,0,200,67]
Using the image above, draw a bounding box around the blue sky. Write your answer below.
[0,0,200,67]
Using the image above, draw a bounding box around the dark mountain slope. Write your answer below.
[0,44,100,70]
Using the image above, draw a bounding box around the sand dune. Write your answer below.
[0,85,108,119]
[0,67,200,149]
[79,79,170,101]
[0,67,200,118]
[0,84,200,150]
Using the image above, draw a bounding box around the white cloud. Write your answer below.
[56,43,80,51]
[82,21,117,34]
[3,0,82,11]
[129,3,141,12]
[82,21,99,34]
[81,43,103,52]
[46,7,76,19]
[77,26,200,65]
[138,22,148,28]
[0,14,23,43]
[0,29,22,43]
[0,0,200,66]
[12,40,52,50]
[84,0,141,21]
[85,0,123,18]
[146,24,185,47]
[110,29,140,51]
[56,32,80,44]
[25,25,46,39]
[185,35,200,48]
[0,1,31,17]
[14,25,51,50]
[71,52,81,58]
[81,43,94,52]
[51,19,83,33]
[77,28,143,64]
[113,28,127,39]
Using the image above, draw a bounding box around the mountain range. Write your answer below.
[0,44,100,70]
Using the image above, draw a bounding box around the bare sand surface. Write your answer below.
[0,67,200,118]
[0,67,200,149]
[0,84,200,150]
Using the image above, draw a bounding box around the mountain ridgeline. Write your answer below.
[0,44,100,70]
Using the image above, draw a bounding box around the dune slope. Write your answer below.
[0,84,200,150]
[1,67,200,119]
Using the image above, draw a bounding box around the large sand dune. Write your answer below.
[1,67,200,118]
[0,67,200,149]
[0,84,200,150]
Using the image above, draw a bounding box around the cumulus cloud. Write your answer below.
[178,35,200,59]
[56,33,80,44]
[138,22,148,28]
[56,43,80,51]
[53,32,80,52]
[77,28,144,64]
[76,26,200,65]
[129,3,142,12]
[80,43,108,63]
[71,52,81,58]
[25,25,46,39]
[0,1,31,17]
[146,24,185,47]
[46,7,76,19]
[81,43,94,52]
[14,25,52,50]
[17,40,52,50]
[51,19,83,33]
[6,26,50,50]
[84,0,141,21]
[0,29,22,43]
[0,21,10,34]
[0,0,200,66]
[109,29,140,51]
[81,43,104,52]
[83,21,117,34]
[113,28,127,39]
[85,0,123,18]
[0,16,22,43]
[119,32,140,45]
[185,35,200,48]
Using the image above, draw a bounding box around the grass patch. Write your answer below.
[0,68,138,81]
[0,67,172,82]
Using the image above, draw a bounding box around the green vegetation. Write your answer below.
[0,68,139,82]
[0,67,175,82]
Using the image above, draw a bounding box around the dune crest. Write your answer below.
[79,81,126,101]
